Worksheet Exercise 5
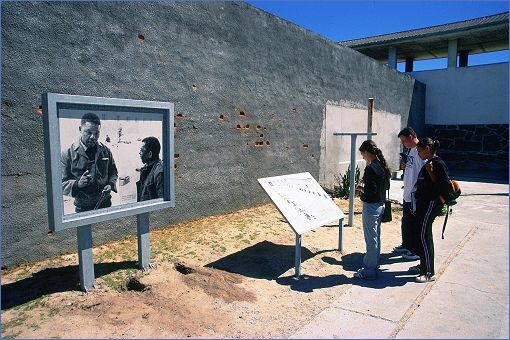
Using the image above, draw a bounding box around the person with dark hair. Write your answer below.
[353,140,391,280]
[137,136,164,201]
[395,127,426,262]
[413,137,451,283]
[62,112,118,212]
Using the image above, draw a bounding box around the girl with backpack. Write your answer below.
[354,140,391,280]
[413,137,452,283]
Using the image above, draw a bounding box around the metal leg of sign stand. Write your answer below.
[348,134,357,226]
[338,218,344,253]
[294,233,302,279]
[137,213,151,270]
[77,225,95,292]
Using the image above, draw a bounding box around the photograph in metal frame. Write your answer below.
[59,108,164,216]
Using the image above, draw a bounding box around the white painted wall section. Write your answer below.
[409,62,509,125]
[319,102,401,188]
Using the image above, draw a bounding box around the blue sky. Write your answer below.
[246,1,509,71]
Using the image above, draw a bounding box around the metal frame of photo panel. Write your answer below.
[42,93,175,232]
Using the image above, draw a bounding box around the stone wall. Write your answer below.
[426,124,509,180]
[1,2,424,266]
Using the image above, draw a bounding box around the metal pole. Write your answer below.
[367,98,374,141]
[294,233,302,279]
[338,218,344,252]
[348,134,357,226]
[137,213,151,270]
[77,224,94,291]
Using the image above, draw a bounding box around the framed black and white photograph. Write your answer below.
[43,93,175,231]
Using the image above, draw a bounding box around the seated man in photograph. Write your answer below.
[62,112,118,213]
[137,136,164,201]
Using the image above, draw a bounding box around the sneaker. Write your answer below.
[408,265,421,274]
[402,252,420,260]
[415,274,436,283]
[393,245,409,254]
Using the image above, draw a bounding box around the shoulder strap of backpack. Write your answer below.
[442,206,450,239]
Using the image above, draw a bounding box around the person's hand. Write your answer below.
[102,184,112,195]
[355,184,364,197]
[77,170,92,188]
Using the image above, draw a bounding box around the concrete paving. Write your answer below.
[291,179,509,339]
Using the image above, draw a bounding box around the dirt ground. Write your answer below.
[1,198,403,338]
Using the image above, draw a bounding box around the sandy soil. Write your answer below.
[1,198,403,338]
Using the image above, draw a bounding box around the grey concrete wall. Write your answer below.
[409,63,509,125]
[1,1,424,267]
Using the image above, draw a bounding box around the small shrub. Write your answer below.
[332,165,360,199]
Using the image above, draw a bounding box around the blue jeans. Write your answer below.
[361,201,385,277]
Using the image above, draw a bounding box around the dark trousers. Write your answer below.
[401,202,418,253]
[415,200,440,276]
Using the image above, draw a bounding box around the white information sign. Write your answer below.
[258,172,345,235]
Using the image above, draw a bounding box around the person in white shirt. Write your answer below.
[394,127,426,263]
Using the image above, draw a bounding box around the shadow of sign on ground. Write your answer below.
[276,274,350,293]
[1,261,138,310]
[206,240,316,280]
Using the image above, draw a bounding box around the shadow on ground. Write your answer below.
[207,240,348,292]
[206,240,317,280]
[321,252,418,289]
[275,268,416,292]
[275,252,417,292]
[276,274,349,292]
[349,269,417,289]
[207,242,417,291]
[1,260,138,310]
[322,252,418,271]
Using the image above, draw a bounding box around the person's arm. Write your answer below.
[154,168,164,199]
[412,155,427,192]
[360,166,378,201]
[62,149,78,197]
[62,148,95,196]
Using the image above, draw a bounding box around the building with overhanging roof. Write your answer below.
[341,12,508,71]
[340,12,509,180]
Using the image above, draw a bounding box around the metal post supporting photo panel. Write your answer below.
[42,93,175,290]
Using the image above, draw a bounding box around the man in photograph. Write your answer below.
[61,112,118,212]
[137,136,164,201]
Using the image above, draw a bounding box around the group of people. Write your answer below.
[354,127,452,283]
[61,112,164,213]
